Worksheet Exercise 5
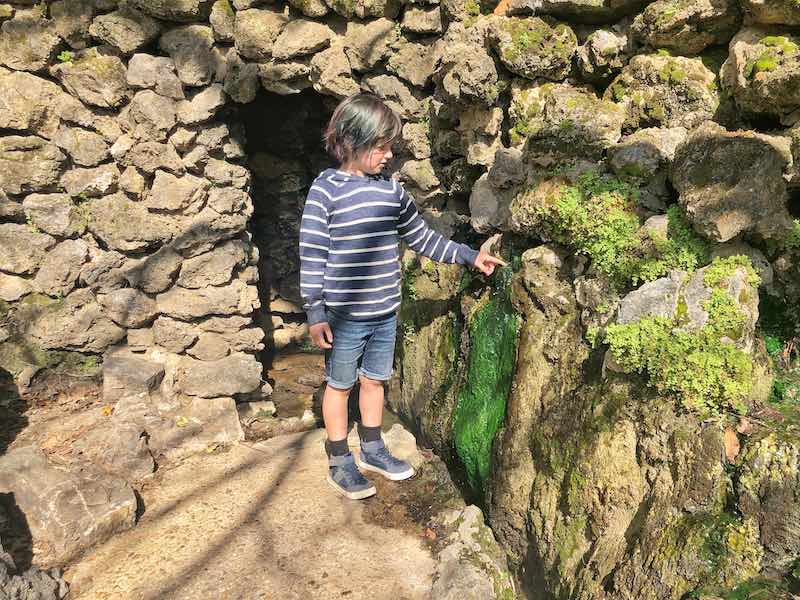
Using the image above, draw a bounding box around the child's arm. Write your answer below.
[299,188,331,336]
[397,187,505,275]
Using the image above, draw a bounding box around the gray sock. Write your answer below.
[327,438,349,457]
[358,423,381,443]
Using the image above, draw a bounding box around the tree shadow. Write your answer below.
[0,367,27,456]
[0,492,33,573]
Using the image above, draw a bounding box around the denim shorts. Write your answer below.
[324,309,397,390]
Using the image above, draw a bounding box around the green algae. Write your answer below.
[452,266,521,494]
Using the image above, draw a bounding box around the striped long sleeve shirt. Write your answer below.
[299,168,479,326]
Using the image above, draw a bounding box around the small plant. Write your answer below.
[57,50,74,63]
[25,213,40,234]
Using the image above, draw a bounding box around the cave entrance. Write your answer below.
[226,87,335,420]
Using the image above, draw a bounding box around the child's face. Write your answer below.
[358,142,393,175]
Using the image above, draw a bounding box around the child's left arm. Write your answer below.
[397,187,505,276]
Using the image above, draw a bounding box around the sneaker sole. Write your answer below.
[356,457,415,481]
[326,474,376,500]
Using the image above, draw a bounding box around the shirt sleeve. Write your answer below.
[396,186,479,266]
[299,187,331,326]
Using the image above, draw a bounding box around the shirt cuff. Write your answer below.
[455,245,479,266]
[306,303,327,326]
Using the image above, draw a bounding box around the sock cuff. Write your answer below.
[357,423,382,443]
[327,438,349,457]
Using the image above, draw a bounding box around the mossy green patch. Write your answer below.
[452,266,521,494]
[704,255,760,289]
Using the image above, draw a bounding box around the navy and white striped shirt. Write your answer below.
[299,168,479,325]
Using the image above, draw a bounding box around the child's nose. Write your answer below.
[385,149,393,160]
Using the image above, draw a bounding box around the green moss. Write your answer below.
[602,256,758,416]
[57,50,74,63]
[216,0,234,16]
[659,60,687,85]
[704,255,760,289]
[452,266,521,494]
[760,35,799,55]
[610,82,627,101]
[534,173,708,290]
[465,0,480,16]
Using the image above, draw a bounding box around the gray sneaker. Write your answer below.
[356,439,415,481]
[326,452,376,500]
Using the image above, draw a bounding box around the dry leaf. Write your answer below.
[724,428,740,462]
[175,415,189,428]
[102,405,114,417]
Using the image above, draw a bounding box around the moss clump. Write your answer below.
[602,257,759,417]
[535,172,709,290]
[452,266,521,494]
[784,219,800,252]
[464,0,480,16]
[703,255,760,289]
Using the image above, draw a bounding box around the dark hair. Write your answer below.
[324,94,402,164]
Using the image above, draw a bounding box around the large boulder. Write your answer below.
[361,74,422,120]
[61,163,121,198]
[343,18,399,73]
[146,170,210,213]
[630,0,741,55]
[741,0,800,26]
[222,51,260,103]
[258,58,312,95]
[0,71,76,139]
[51,0,94,50]
[310,43,359,98]
[156,280,258,319]
[159,25,221,86]
[672,121,794,243]
[434,25,500,106]
[127,0,215,22]
[27,288,126,352]
[577,28,629,85]
[50,46,130,109]
[0,223,56,275]
[126,53,185,99]
[721,28,800,121]
[387,38,439,88]
[177,239,248,288]
[103,348,165,402]
[0,273,32,302]
[122,246,183,294]
[97,288,158,328]
[233,8,289,61]
[0,135,66,195]
[175,352,262,397]
[605,54,720,131]
[488,16,577,81]
[508,0,647,24]
[0,447,136,567]
[124,141,185,174]
[0,12,61,72]
[87,193,170,252]
[128,89,177,141]
[22,193,86,238]
[176,84,226,124]
[272,19,333,60]
[32,239,89,297]
[88,5,162,54]
[52,125,109,167]
[210,0,236,40]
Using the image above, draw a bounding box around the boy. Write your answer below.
[299,94,505,500]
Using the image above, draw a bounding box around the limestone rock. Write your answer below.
[310,44,359,98]
[61,163,119,198]
[577,28,629,85]
[22,193,86,238]
[0,223,56,275]
[617,271,685,324]
[89,5,161,54]
[157,280,257,319]
[488,16,577,81]
[0,189,23,221]
[177,84,226,124]
[742,0,800,26]
[119,166,146,198]
[103,349,165,402]
[402,6,442,34]
[631,0,740,55]
[519,82,625,159]
[127,327,154,352]
[177,239,248,288]
[233,8,289,61]
[398,159,442,206]
[159,25,219,86]
[711,241,773,287]
[87,193,170,251]
[344,18,399,73]
[79,244,127,292]
[721,28,800,120]
[0,71,74,139]
[324,0,400,19]
[207,187,250,214]
[0,446,136,566]
[434,27,500,106]
[273,20,333,60]
[152,315,198,351]
[258,59,312,95]
[0,272,32,302]
[73,417,155,481]
[128,89,177,142]
[186,331,230,360]
[123,246,183,293]
[125,141,185,174]
[50,46,129,109]
[33,239,89,297]
[0,12,60,72]
[52,125,109,166]
[510,0,646,24]
[146,170,210,213]
[27,288,126,352]
[456,105,503,166]
[127,0,215,22]
[222,51,259,104]
[487,147,525,188]
[169,205,251,256]
[672,121,794,243]
[97,288,158,328]
[605,54,719,131]
[386,38,438,88]
[0,135,66,194]
[210,0,235,41]
[205,158,250,189]
[126,53,185,99]
[288,0,329,17]
[469,173,514,233]
[176,352,262,397]
[402,122,432,160]
[361,74,421,120]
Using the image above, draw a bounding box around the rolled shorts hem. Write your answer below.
[357,367,394,382]
[324,375,357,390]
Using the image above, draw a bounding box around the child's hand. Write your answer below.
[474,251,507,276]
[309,322,333,349]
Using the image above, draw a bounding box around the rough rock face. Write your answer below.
[672,121,794,242]
[0,447,137,566]
[488,16,578,81]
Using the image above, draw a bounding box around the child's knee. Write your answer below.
[358,374,384,388]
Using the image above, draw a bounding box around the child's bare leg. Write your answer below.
[357,375,384,428]
[322,384,351,443]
